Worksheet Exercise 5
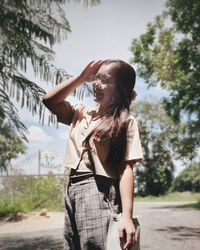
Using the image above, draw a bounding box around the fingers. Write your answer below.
[87,60,104,67]
[83,60,104,73]
[86,60,105,73]
[120,231,137,250]
[119,228,125,239]
[90,60,105,70]
[119,228,126,250]
[123,231,135,249]
[79,60,105,82]
[87,60,105,81]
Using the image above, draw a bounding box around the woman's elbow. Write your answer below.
[42,95,53,109]
[42,93,49,102]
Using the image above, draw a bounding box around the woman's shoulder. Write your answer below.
[72,103,91,112]
[125,112,141,136]
[126,112,138,125]
[71,102,95,120]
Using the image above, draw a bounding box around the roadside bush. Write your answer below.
[0,201,25,218]
[172,163,200,192]
[20,176,64,210]
[0,175,67,218]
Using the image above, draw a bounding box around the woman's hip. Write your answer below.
[66,174,121,216]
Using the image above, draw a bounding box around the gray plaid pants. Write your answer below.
[63,175,121,250]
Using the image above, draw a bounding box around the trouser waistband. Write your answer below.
[69,173,94,184]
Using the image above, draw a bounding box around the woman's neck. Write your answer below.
[94,104,108,117]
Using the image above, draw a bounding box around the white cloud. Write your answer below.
[27,126,53,144]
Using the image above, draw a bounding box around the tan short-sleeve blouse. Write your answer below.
[51,100,143,179]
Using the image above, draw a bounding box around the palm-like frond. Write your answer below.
[0,0,100,138]
[0,86,27,139]
[68,0,101,8]
[72,83,93,100]
[0,0,71,133]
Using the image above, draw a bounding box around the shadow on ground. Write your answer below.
[149,202,200,210]
[0,236,63,250]
[156,226,200,241]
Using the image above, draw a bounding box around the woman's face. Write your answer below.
[92,63,117,108]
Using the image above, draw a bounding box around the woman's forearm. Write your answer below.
[42,75,83,105]
[119,163,134,219]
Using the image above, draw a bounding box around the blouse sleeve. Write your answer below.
[45,100,75,125]
[125,116,143,163]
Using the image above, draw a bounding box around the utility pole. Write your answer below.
[38,150,41,175]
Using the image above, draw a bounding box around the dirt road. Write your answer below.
[0,202,200,250]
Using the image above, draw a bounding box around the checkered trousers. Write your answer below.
[63,175,121,250]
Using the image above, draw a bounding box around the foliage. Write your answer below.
[0,0,100,171]
[172,162,200,192]
[0,0,97,139]
[0,0,71,136]
[0,117,26,172]
[132,100,176,196]
[130,0,200,160]
[69,0,101,7]
[0,201,25,218]
[0,175,66,218]
[197,199,200,209]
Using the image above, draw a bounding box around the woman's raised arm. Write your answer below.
[42,60,104,106]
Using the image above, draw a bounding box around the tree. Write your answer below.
[0,0,99,138]
[0,0,70,136]
[130,0,200,160]
[172,162,200,192]
[0,117,26,172]
[0,0,100,172]
[132,101,175,196]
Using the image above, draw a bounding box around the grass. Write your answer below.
[135,192,200,202]
[0,190,199,219]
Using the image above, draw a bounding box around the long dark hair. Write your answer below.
[88,60,136,169]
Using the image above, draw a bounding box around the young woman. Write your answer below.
[42,60,143,250]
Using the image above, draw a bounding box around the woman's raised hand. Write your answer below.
[78,60,104,83]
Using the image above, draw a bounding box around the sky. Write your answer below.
[54,0,166,73]
[12,0,184,174]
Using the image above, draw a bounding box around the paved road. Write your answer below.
[0,202,200,250]
[135,202,200,250]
